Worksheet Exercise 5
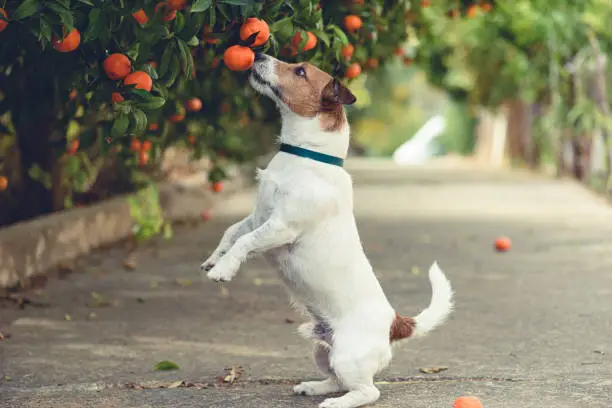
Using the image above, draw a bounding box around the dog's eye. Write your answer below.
[294,67,306,77]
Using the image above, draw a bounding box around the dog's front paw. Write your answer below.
[205,256,239,282]
[200,251,226,273]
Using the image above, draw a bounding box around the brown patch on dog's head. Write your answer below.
[273,60,356,132]
[389,312,416,343]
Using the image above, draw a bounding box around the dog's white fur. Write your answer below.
[201,55,453,408]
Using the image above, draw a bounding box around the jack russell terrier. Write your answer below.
[201,53,454,408]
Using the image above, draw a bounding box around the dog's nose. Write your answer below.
[254,52,266,62]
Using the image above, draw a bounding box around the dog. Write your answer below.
[201,53,454,408]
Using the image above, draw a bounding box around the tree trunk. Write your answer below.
[505,99,533,165]
[14,119,61,222]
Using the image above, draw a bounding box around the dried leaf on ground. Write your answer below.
[167,380,185,389]
[253,278,263,286]
[176,278,193,287]
[411,266,421,275]
[87,312,97,320]
[3,375,12,381]
[64,314,72,321]
[223,365,244,384]
[594,350,605,355]
[88,291,111,308]
[219,286,230,298]
[0,330,9,340]
[150,280,159,289]
[154,360,180,371]
[419,366,449,374]
[285,318,296,324]
[122,257,138,271]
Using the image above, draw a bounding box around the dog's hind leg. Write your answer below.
[294,344,343,396]
[318,337,390,408]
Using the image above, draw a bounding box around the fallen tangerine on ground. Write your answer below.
[223,45,255,71]
[345,63,362,79]
[132,9,148,25]
[494,237,511,252]
[291,31,317,52]
[53,28,81,52]
[185,98,203,112]
[240,18,270,47]
[155,3,177,21]
[123,71,153,92]
[453,396,483,408]
[111,92,125,103]
[344,15,363,32]
[0,8,8,34]
[341,43,355,59]
[211,182,224,193]
[0,176,8,191]
[104,53,132,80]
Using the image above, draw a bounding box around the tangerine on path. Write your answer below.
[132,9,148,24]
[185,98,203,112]
[344,15,362,32]
[453,396,483,408]
[240,18,270,47]
[0,8,8,34]
[123,71,153,92]
[224,45,255,71]
[53,28,81,52]
[345,63,362,79]
[494,237,511,252]
[341,43,355,59]
[0,176,8,191]
[155,3,177,21]
[104,53,132,80]
[291,31,317,52]
[111,92,125,103]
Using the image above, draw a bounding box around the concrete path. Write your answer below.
[2,159,612,408]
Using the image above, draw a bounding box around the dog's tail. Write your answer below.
[390,262,453,343]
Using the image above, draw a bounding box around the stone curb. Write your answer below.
[0,163,257,289]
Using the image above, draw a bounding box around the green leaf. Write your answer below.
[132,109,148,134]
[270,17,292,33]
[311,29,330,48]
[46,2,75,31]
[84,8,105,43]
[111,114,130,139]
[190,0,212,13]
[165,58,181,87]
[14,0,40,20]
[186,36,199,46]
[154,360,180,371]
[176,38,194,79]
[329,25,349,46]
[218,0,249,5]
[76,0,94,5]
[38,18,52,42]
[159,43,174,77]
[138,96,166,110]
[142,64,159,80]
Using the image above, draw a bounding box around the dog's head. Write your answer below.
[249,53,356,132]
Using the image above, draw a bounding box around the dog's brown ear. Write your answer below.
[322,78,357,106]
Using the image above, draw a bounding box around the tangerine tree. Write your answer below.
[0,0,413,228]
[411,0,612,177]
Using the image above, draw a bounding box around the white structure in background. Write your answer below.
[392,115,446,165]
